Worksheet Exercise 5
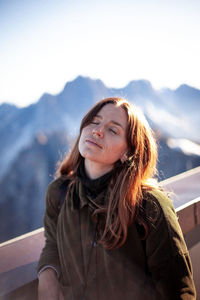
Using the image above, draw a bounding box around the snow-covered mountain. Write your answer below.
[1,76,199,179]
[0,75,200,242]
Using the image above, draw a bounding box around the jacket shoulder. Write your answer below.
[148,189,174,212]
[46,175,69,195]
[143,188,177,234]
[144,189,188,255]
[45,175,70,210]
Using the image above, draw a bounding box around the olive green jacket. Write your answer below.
[37,176,196,299]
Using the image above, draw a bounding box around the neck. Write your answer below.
[84,159,113,179]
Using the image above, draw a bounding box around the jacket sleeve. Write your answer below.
[37,179,62,276]
[145,190,196,300]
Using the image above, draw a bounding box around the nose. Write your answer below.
[92,124,104,138]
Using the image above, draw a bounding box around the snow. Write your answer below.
[167,138,200,156]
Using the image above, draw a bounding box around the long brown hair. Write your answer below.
[58,97,158,249]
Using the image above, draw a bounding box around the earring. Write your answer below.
[121,154,128,163]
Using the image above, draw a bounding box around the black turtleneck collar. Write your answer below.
[77,159,113,198]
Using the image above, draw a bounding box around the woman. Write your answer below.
[38,97,196,299]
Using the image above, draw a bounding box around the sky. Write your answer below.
[0,0,200,107]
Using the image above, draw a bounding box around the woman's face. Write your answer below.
[78,103,128,174]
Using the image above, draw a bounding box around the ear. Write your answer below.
[120,153,128,163]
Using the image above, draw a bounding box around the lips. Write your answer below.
[85,138,102,149]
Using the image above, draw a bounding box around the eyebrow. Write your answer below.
[95,114,125,130]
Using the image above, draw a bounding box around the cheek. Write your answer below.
[78,128,90,156]
[78,132,85,153]
[80,127,88,139]
[107,140,127,156]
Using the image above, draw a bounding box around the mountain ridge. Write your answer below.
[0,75,200,180]
[0,75,200,242]
[1,76,199,109]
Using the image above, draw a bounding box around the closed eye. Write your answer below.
[109,128,117,134]
[90,121,99,125]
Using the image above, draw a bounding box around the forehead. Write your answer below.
[97,104,127,126]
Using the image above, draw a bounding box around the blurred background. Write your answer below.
[0,0,200,243]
